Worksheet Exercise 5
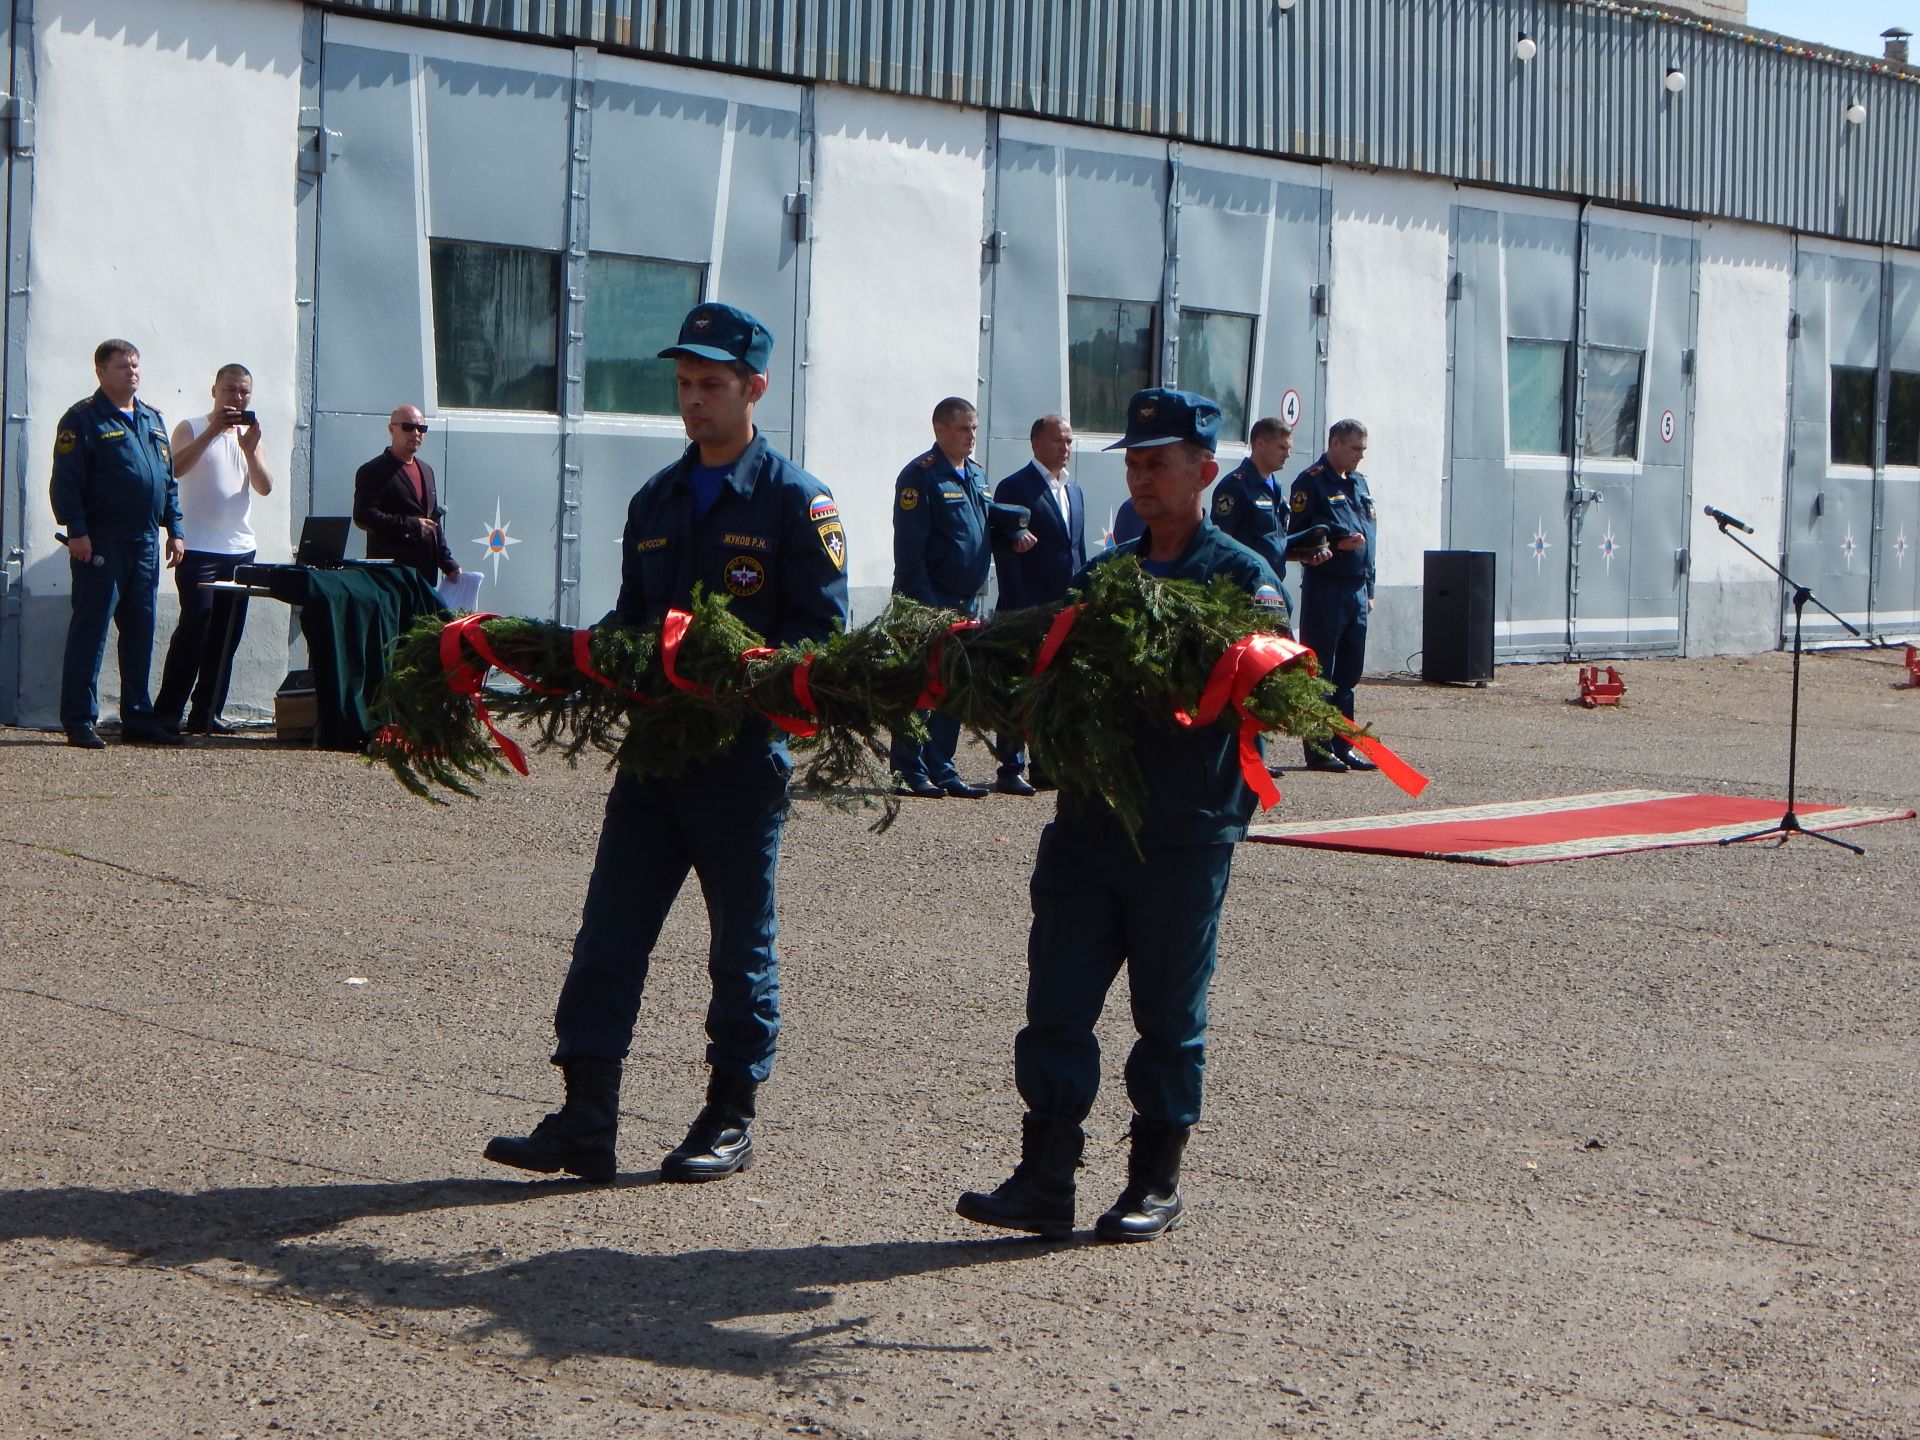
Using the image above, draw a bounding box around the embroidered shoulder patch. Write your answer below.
[816,521,846,572]
[54,430,77,455]
[1290,491,1307,512]
[898,486,920,511]
[808,494,839,522]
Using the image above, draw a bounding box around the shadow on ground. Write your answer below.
[0,1178,1050,1374]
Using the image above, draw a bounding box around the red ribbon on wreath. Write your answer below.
[741,646,819,738]
[916,619,983,709]
[437,612,537,775]
[1173,634,1313,809]
[571,628,660,706]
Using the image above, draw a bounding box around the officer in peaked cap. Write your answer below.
[488,301,849,1186]
[958,387,1288,1245]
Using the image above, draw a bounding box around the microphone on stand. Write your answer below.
[1703,506,1754,534]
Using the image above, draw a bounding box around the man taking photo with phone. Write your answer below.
[154,363,274,736]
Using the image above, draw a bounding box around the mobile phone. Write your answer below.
[235,409,258,426]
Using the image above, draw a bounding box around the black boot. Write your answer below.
[956,1113,1084,1239]
[661,1072,757,1182]
[1094,1116,1189,1242]
[484,1056,622,1182]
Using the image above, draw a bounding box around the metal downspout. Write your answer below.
[0,0,36,724]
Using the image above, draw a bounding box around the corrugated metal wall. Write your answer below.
[319,0,1920,247]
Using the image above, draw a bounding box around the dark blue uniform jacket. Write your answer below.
[1287,454,1376,597]
[892,447,1027,609]
[1056,520,1284,849]
[1209,457,1290,581]
[49,390,180,542]
[616,430,849,752]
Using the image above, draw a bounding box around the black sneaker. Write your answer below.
[65,726,107,750]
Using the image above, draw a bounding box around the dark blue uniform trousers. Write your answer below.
[1299,575,1369,728]
[890,709,963,786]
[553,754,789,1084]
[887,590,975,786]
[1014,824,1236,1128]
[61,533,160,733]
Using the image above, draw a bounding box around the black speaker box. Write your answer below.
[1422,550,1495,683]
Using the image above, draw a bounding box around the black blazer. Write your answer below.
[991,461,1086,610]
[352,448,457,579]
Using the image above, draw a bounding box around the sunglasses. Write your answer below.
[393,421,430,434]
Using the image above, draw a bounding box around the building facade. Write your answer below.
[0,0,1916,726]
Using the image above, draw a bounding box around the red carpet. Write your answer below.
[1246,789,1915,865]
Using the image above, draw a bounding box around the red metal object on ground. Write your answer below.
[1578,665,1626,707]
[1905,646,1920,688]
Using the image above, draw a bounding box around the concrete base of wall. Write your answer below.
[1686,579,1783,657]
[15,590,296,732]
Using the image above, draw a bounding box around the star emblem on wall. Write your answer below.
[1529,520,1552,571]
[1841,530,1857,570]
[1599,529,1619,571]
[1895,531,1909,568]
[472,498,521,584]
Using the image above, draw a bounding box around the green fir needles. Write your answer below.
[370,560,1354,837]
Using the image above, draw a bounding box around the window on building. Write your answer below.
[429,239,561,412]
[1068,297,1158,434]
[1507,339,1569,456]
[1830,365,1877,466]
[1887,371,1920,467]
[586,255,706,416]
[1177,308,1255,443]
[1582,346,1645,460]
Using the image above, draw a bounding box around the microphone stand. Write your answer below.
[1709,517,1864,853]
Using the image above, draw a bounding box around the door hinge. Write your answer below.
[1312,282,1329,316]
[1674,546,1690,574]
[783,184,811,241]
[298,114,342,177]
[1787,311,1801,340]
[1680,348,1695,376]
[1447,271,1464,301]
[0,96,34,155]
[983,229,1009,264]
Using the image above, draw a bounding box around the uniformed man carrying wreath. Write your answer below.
[957,387,1286,1244]
[487,302,849,1185]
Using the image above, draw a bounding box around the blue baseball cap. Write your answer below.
[1103,388,1223,453]
[658,302,774,372]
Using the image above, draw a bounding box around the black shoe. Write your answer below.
[484,1056,622,1182]
[188,715,237,736]
[1303,746,1349,773]
[65,726,106,750]
[892,777,945,798]
[1094,1117,1189,1243]
[994,774,1038,797]
[956,1113,1083,1240]
[661,1072,757,1182]
[940,779,989,799]
[125,725,186,747]
[1336,747,1377,772]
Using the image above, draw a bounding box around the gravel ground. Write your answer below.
[2,647,1916,1439]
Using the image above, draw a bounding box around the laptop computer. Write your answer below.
[293,515,353,569]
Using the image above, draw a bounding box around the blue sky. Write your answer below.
[1742,1,1919,56]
